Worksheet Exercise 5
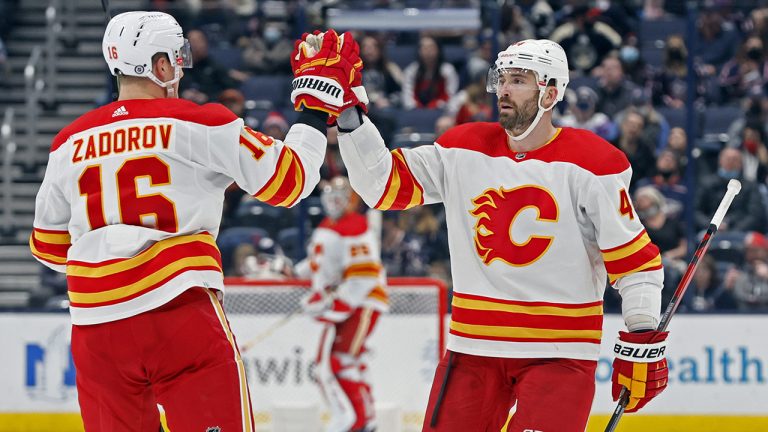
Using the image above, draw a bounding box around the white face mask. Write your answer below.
[321,188,349,220]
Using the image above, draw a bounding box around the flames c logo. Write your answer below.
[469,185,559,267]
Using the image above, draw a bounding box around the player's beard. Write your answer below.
[498,94,539,136]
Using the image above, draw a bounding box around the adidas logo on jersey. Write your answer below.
[111,106,129,117]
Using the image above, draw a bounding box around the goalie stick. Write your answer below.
[604,179,742,432]
[239,306,302,353]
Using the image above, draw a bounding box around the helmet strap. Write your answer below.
[507,89,554,141]
[146,65,182,98]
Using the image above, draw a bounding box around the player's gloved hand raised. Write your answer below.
[290,29,368,118]
[300,290,353,323]
[612,330,669,413]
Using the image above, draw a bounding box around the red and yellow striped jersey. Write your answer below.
[296,212,388,312]
[31,98,326,324]
[339,119,663,360]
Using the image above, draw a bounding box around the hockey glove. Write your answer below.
[301,290,353,324]
[612,330,669,413]
[290,30,368,117]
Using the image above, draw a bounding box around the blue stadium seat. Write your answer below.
[394,108,444,133]
[277,227,304,261]
[702,105,743,136]
[240,75,292,108]
[639,18,686,48]
[568,76,599,91]
[387,44,417,69]
[656,107,688,130]
[235,198,294,236]
[704,230,747,266]
[209,46,244,70]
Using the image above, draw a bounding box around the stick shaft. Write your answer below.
[603,181,740,431]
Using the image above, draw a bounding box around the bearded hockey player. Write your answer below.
[27,12,362,431]
[320,37,669,431]
[295,177,388,432]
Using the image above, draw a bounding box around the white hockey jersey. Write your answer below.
[338,119,663,360]
[30,99,326,325]
[297,212,388,312]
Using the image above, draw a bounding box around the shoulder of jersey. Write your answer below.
[539,127,630,176]
[317,213,368,237]
[435,121,507,156]
[51,99,240,152]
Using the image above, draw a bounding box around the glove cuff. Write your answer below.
[291,75,345,106]
[337,106,365,132]
[614,334,668,363]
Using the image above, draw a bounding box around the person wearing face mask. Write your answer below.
[633,186,687,307]
[719,36,768,103]
[636,149,688,220]
[650,34,708,109]
[239,18,293,74]
[695,147,767,232]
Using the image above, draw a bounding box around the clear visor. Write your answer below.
[321,187,350,220]
[177,38,193,68]
[486,66,540,94]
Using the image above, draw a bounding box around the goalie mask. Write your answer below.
[487,39,569,141]
[103,11,193,97]
[320,176,355,221]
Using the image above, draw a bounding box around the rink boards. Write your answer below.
[0,313,766,431]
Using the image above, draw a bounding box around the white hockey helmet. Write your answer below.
[103,11,192,94]
[487,39,569,99]
[320,176,354,221]
[486,39,569,140]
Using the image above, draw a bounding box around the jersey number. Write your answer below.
[78,155,178,232]
[618,188,634,220]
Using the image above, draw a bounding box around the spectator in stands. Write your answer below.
[642,0,673,20]
[453,81,494,125]
[725,231,768,311]
[594,54,639,118]
[360,35,403,110]
[694,7,742,77]
[634,180,686,308]
[685,255,737,312]
[650,34,707,109]
[434,115,455,139]
[380,213,428,277]
[612,110,657,187]
[557,86,617,141]
[718,35,768,103]
[262,111,290,141]
[239,17,293,75]
[515,0,555,39]
[615,88,669,152]
[181,29,240,104]
[695,147,767,232]
[549,5,622,74]
[499,2,535,45]
[464,30,495,87]
[739,125,768,184]
[665,127,688,161]
[191,0,242,45]
[402,36,459,110]
[636,149,688,220]
[218,88,258,129]
[234,236,293,279]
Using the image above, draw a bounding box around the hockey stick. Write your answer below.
[604,179,741,432]
[239,307,302,353]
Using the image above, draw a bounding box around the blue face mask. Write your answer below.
[620,46,639,64]
[718,168,741,180]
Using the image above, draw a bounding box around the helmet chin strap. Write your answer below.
[146,66,182,98]
[506,89,554,141]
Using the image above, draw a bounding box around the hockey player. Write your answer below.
[295,177,388,432]
[319,36,669,431]
[28,12,361,431]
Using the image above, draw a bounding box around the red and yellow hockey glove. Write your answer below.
[290,29,368,117]
[612,330,669,413]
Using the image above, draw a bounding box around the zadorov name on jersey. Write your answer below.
[292,77,342,99]
[614,343,666,360]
